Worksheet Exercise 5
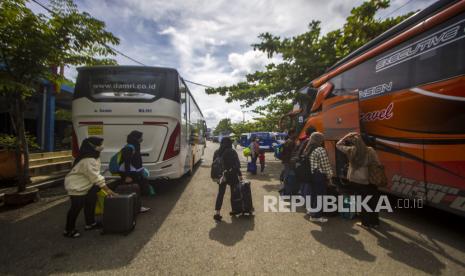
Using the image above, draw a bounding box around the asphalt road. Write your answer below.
[0,141,464,275]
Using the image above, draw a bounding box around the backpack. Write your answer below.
[109,144,135,174]
[274,144,283,160]
[222,148,238,171]
[211,154,224,179]
[367,148,387,187]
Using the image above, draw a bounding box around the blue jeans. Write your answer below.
[310,171,327,218]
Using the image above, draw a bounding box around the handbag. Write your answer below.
[368,149,387,187]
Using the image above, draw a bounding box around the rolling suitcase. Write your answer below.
[231,181,254,215]
[115,183,142,216]
[102,193,136,235]
[247,162,257,174]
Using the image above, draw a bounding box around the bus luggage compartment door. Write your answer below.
[322,93,360,141]
[322,93,360,180]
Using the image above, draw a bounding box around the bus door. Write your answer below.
[321,85,360,179]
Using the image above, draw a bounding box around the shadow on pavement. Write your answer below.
[0,164,199,275]
[310,219,377,262]
[376,206,465,273]
[369,221,446,274]
[209,215,255,246]
[311,205,465,274]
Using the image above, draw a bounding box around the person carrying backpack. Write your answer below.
[280,129,297,193]
[64,137,117,238]
[120,130,152,213]
[294,127,316,195]
[212,137,243,222]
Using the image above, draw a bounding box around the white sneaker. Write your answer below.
[309,217,328,223]
[140,206,151,213]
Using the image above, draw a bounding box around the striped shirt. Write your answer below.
[310,147,333,178]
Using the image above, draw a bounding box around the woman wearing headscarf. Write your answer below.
[337,132,381,228]
[121,130,151,212]
[308,132,333,222]
[64,137,116,238]
[213,137,243,221]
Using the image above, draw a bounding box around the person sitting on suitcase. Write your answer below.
[213,137,243,222]
[64,137,117,238]
[120,130,151,213]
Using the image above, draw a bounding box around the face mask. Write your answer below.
[139,139,143,144]
[95,145,104,152]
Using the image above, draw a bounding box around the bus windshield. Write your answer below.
[74,67,179,102]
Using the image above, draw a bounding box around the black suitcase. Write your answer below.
[115,183,141,216]
[102,193,136,235]
[231,181,254,215]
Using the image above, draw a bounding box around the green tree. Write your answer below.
[206,0,412,120]
[0,0,119,193]
[213,118,233,136]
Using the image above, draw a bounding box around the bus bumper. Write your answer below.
[101,157,184,180]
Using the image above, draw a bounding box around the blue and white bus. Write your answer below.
[241,132,283,150]
[72,66,206,179]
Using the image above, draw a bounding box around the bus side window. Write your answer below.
[180,78,187,118]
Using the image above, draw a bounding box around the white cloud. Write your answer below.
[228,50,282,77]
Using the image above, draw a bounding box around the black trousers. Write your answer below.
[65,185,100,231]
[309,171,327,218]
[350,182,380,227]
[215,182,233,211]
[121,172,151,196]
[215,172,239,211]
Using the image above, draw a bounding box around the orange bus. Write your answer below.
[293,0,465,216]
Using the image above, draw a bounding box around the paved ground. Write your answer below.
[0,141,464,275]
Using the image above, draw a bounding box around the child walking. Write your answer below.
[63,137,116,238]
[259,149,266,173]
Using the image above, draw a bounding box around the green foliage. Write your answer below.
[206,0,413,113]
[0,0,119,98]
[213,118,233,136]
[0,133,39,150]
[0,0,119,190]
[55,108,72,121]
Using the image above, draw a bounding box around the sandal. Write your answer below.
[63,229,81,238]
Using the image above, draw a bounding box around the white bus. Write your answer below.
[72,66,207,179]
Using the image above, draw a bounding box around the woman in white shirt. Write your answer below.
[64,137,116,238]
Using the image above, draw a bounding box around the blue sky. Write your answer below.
[31,0,436,127]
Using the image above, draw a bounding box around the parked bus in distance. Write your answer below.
[286,0,465,216]
[273,132,287,144]
[72,66,207,179]
[240,132,278,151]
[240,133,251,147]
